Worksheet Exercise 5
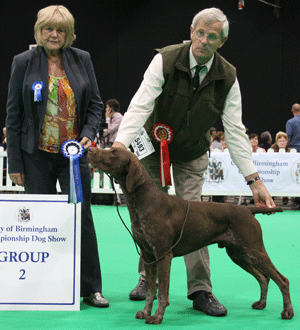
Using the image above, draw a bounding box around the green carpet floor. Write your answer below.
[1,206,299,329]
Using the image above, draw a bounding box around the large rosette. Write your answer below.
[61,140,84,204]
[152,124,173,187]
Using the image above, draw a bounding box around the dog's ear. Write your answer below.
[126,157,145,193]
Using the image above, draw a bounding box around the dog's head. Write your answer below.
[88,147,145,193]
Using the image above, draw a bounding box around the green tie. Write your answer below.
[192,65,203,92]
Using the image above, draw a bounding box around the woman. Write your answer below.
[270,132,290,205]
[1,127,7,151]
[6,5,108,307]
[210,131,223,151]
[249,133,266,153]
[270,131,291,152]
[102,99,123,148]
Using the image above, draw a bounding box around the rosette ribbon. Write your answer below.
[152,124,173,187]
[61,140,84,204]
[32,81,45,102]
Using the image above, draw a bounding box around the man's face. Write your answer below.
[190,18,227,65]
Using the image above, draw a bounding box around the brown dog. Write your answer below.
[88,147,294,324]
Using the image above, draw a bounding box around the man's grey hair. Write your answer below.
[260,131,272,144]
[191,7,229,39]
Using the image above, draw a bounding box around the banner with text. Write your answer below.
[0,194,81,311]
[202,152,300,196]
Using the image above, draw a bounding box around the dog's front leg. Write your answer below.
[136,260,157,320]
[145,252,173,325]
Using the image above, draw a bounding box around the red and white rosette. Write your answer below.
[152,123,173,187]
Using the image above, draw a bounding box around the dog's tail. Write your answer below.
[248,206,283,214]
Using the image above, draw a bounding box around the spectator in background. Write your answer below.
[249,133,266,153]
[102,99,123,148]
[219,132,227,151]
[0,127,7,151]
[286,103,300,152]
[259,131,272,151]
[102,99,125,205]
[270,131,291,152]
[286,104,300,209]
[209,127,217,140]
[270,131,290,205]
[210,131,223,150]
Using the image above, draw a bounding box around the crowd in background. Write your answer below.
[210,103,300,154]
[209,103,300,209]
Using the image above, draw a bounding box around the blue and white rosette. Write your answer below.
[61,140,84,204]
[32,81,45,102]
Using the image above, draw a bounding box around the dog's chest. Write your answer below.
[132,221,158,255]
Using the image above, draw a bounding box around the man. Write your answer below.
[286,103,300,152]
[259,131,272,151]
[286,103,300,209]
[112,7,275,317]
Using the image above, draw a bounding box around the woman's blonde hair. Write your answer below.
[275,131,288,142]
[34,5,76,49]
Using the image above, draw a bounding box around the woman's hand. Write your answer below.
[9,173,25,186]
[80,137,92,149]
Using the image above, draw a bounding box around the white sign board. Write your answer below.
[0,194,81,311]
[203,152,300,196]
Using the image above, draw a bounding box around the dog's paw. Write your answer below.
[145,315,163,325]
[281,306,294,320]
[251,300,266,310]
[136,310,150,319]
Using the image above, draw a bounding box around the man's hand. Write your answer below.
[111,142,126,149]
[9,173,25,187]
[246,174,275,208]
[80,137,92,149]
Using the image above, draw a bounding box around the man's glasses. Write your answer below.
[193,30,221,43]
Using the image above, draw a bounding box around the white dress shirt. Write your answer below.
[115,47,257,177]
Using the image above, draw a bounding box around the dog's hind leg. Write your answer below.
[248,250,294,319]
[144,252,173,325]
[225,244,270,310]
[136,260,157,320]
[225,243,294,319]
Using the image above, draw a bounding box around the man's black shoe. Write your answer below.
[192,291,227,316]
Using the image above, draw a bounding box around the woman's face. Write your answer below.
[220,137,226,149]
[41,25,66,55]
[250,136,259,147]
[277,137,288,149]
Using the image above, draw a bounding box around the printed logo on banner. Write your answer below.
[291,160,300,185]
[16,207,31,223]
[205,157,228,184]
